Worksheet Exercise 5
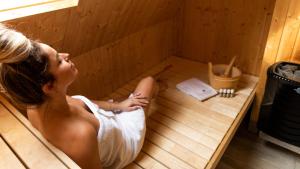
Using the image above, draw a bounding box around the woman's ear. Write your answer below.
[42,82,54,95]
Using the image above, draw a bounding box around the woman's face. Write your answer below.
[39,43,78,90]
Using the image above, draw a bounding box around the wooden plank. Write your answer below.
[290,0,300,63]
[205,86,257,169]
[0,0,78,22]
[249,0,293,131]
[147,118,213,160]
[63,0,181,56]
[135,152,168,169]
[180,0,275,75]
[291,25,300,63]
[0,104,68,169]
[149,112,219,150]
[146,129,207,168]
[5,8,71,51]
[141,140,195,169]
[69,20,175,99]
[0,95,80,169]
[0,136,26,169]
[276,0,300,62]
[124,162,143,169]
[150,99,226,141]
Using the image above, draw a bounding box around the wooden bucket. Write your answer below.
[208,63,242,90]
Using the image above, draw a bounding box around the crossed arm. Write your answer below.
[92,76,156,113]
[91,92,149,112]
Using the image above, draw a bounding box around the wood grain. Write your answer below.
[106,56,258,168]
[68,20,176,99]
[0,136,26,169]
[250,0,300,130]
[0,104,70,169]
[179,0,275,75]
[0,95,80,169]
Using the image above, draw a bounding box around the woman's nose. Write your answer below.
[61,53,70,61]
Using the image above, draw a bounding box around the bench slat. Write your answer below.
[0,104,68,169]
[142,140,195,169]
[0,95,80,169]
[150,112,219,149]
[0,136,26,169]
[135,152,168,169]
[147,118,213,160]
[146,129,207,168]
[124,162,143,169]
[151,98,226,140]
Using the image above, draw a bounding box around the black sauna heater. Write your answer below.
[258,62,300,149]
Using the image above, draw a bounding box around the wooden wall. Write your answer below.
[178,0,276,75]
[250,0,300,129]
[70,20,176,98]
[4,0,182,99]
[178,0,300,129]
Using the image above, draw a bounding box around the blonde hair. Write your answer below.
[0,24,55,107]
[0,24,32,64]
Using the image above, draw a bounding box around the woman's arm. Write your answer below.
[65,121,102,169]
[92,93,149,112]
[91,100,121,112]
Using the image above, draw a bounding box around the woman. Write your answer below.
[0,24,157,169]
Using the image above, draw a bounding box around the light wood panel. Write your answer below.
[0,0,78,22]
[68,20,176,99]
[4,0,182,101]
[250,0,300,130]
[0,95,80,169]
[135,152,168,169]
[0,136,26,169]
[105,56,258,168]
[4,8,71,52]
[0,103,73,169]
[63,0,182,56]
[5,0,182,56]
[124,162,143,169]
[179,0,276,75]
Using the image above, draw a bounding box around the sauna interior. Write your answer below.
[1,0,300,169]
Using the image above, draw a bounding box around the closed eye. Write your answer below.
[56,52,63,65]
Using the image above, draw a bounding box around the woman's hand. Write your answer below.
[117,93,149,112]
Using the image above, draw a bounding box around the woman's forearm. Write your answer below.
[91,100,120,111]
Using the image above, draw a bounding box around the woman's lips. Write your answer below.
[70,62,75,69]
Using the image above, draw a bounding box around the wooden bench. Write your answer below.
[116,57,258,169]
[0,96,80,169]
[0,56,258,169]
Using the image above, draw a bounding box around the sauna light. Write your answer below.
[0,0,79,22]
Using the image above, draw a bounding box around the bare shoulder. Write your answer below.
[59,120,102,169]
